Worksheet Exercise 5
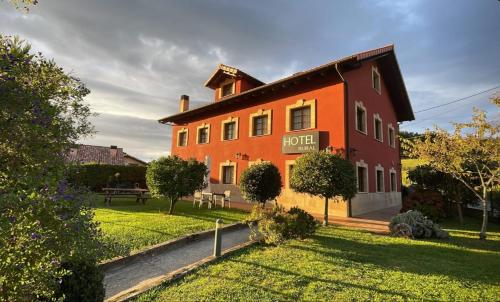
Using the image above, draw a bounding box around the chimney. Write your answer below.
[110,145,118,157]
[179,95,189,112]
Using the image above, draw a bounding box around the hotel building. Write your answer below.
[159,45,414,217]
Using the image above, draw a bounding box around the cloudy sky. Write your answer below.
[2,0,499,161]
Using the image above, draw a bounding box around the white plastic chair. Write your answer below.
[193,191,202,207]
[223,190,231,208]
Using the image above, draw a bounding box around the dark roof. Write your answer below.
[159,45,414,124]
[204,64,265,89]
[65,144,125,165]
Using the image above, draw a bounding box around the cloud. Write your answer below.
[1,0,499,160]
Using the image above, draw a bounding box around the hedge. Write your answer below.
[68,164,147,192]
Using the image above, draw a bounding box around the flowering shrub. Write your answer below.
[0,36,118,301]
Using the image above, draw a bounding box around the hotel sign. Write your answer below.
[282,131,320,154]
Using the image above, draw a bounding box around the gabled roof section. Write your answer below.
[160,45,414,124]
[204,64,265,89]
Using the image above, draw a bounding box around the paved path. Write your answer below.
[104,226,251,299]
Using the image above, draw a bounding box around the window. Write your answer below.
[286,99,316,132]
[291,106,311,130]
[196,123,210,144]
[178,131,187,146]
[375,165,384,192]
[223,122,236,140]
[356,160,368,193]
[222,166,234,184]
[374,114,383,142]
[390,169,397,192]
[253,115,268,136]
[219,160,237,184]
[221,82,234,98]
[249,109,272,137]
[177,128,188,147]
[372,66,381,94]
[388,124,395,148]
[355,102,367,133]
[285,160,296,189]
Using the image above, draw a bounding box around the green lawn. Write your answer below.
[94,197,248,257]
[135,218,500,302]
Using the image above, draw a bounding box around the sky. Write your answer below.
[2,0,499,161]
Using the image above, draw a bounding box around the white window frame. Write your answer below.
[373,113,383,142]
[355,101,367,135]
[375,164,385,193]
[372,66,381,94]
[221,116,239,141]
[219,79,235,98]
[389,167,397,192]
[356,160,369,193]
[196,123,211,145]
[388,123,395,148]
[176,128,188,147]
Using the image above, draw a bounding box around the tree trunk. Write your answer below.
[479,188,488,240]
[168,198,176,215]
[456,202,464,225]
[323,197,329,226]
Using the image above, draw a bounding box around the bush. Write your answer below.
[389,210,449,239]
[239,162,282,206]
[401,190,446,221]
[286,207,318,239]
[55,261,105,302]
[146,156,207,214]
[68,164,147,192]
[247,205,318,245]
[290,151,357,226]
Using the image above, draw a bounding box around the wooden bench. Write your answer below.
[102,188,150,206]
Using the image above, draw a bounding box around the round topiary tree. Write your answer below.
[290,151,357,226]
[146,155,207,214]
[239,162,282,206]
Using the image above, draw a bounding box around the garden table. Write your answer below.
[102,188,149,206]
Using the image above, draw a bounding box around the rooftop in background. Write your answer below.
[65,144,148,166]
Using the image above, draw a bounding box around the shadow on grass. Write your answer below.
[289,231,500,286]
[225,259,422,301]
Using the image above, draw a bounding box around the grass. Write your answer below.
[93,196,248,257]
[401,158,427,186]
[135,218,500,302]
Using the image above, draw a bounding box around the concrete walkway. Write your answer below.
[103,226,251,300]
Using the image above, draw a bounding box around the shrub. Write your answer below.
[290,151,356,226]
[247,205,318,245]
[286,207,318,239]
[401,190,446,221]
[146,156,207,214]
[68,164,147,192]
[239,162,282,206]
[55,261,105,302]
[389,210,449,239]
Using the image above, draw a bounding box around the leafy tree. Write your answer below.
[407,164,476,223]
[290,151,357,226]
[0,36,110,301]
[412,97,499,239]
[239,162,282,206]
[399,130,422,159]
[146,156,207,214]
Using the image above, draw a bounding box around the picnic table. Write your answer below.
[102,188,149,206]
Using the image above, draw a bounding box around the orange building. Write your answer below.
[159,45,414,217]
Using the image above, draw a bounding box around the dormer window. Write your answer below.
[221,82,235,98]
